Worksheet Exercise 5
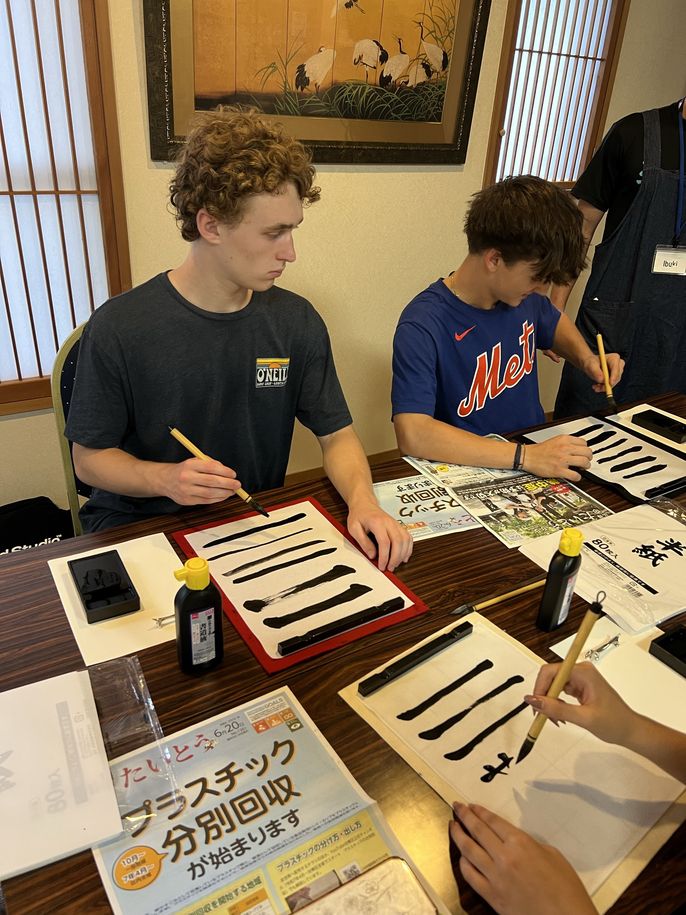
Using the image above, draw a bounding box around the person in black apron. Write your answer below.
[554,99,686,417]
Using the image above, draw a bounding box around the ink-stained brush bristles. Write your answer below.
[245,495,269,518]
[450,579,545,616]
[516,735,535,764]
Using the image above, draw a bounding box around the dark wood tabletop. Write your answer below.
[2,394,685,915]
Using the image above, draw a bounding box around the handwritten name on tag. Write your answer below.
[652,246,686,275]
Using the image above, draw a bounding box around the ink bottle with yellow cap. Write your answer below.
[174,557,223,674]
[536,528,583,631]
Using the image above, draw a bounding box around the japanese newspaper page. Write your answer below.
[403,452,523,489]
[372,475,478,540]
[92,688,427,915]
[450,475,612,548]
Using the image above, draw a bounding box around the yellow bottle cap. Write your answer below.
[558,528,583,557]
[174,557,210,590]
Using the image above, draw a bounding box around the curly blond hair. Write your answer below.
[169,107,321,241]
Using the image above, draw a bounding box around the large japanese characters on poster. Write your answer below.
[520,504,686,632]
[92,689,399,915]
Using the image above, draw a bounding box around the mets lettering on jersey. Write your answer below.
[255,357,290,388]
[458,321,535,417]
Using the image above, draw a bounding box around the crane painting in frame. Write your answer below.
[143,0,491,164]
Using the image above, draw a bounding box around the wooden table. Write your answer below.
[2,395,685,915]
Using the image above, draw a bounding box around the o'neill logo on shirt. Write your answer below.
[255,357,290,388]
[457,321,535,417]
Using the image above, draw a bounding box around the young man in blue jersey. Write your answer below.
[391,176,624,482]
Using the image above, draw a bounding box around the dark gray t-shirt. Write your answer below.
[65,273,352,531]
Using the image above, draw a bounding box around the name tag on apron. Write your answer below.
[652,246,686,275]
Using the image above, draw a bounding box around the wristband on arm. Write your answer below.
[512,443,526,471]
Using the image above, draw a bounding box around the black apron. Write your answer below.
[555,107,686,418]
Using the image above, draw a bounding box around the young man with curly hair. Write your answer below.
[392,176,624,481]
[66,108,411,571]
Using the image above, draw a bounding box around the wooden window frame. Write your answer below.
[483,0,632,190]
[0,0,130,416]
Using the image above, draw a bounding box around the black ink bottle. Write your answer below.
[536,528,583,631]
[174,557,224,674]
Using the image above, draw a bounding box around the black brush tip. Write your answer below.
[249,498,269,518]
[450,602,474,617]
[516,736,535,764]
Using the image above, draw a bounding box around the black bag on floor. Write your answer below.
[0,497,74,555]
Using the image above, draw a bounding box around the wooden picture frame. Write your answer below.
[143,0,492,164]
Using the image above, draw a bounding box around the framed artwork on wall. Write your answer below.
[143,0,492,164]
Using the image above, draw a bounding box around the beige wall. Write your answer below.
[2,0,686,510]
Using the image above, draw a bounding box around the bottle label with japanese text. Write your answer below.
[190,607,216,665]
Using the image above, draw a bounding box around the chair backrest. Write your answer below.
[51,323,91,536]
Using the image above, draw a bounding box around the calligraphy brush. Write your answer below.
[516,592,605,764]
[596,333,616,409]
[169,425,269,518]
[450,578,546,616]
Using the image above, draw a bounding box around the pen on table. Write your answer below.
[644,475,686,499]
[357,621,473,697]
[450,578,546,616]
[277,596,405,656]
[168,425,269,518]
[596,333,616,409]
[516,591,605,764]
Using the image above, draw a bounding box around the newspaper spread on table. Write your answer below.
[404,456,613,548]
[372,475,478,540]
[92,687,429,915]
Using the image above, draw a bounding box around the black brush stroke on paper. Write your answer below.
[594,437,627,455]
[224,539,324,577]
[444,702,528,761]
[208,528,312,561]
[586,430,617,447]
[396,660,493,721]
[203,512,306,548]
[419,675,525,740]
[624,462,668,479]
[481,752,513,783]
[575,423,603,437]
[232,547,336,584]
[243,564,355,612]
[277,596,405,655]
[610,455,655,473]
[597,445,641,464]
[263,583,372,629]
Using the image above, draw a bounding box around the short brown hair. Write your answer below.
[169,107,321,241]
[464,176,586,285]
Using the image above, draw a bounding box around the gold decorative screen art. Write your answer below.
[143,0,491,163]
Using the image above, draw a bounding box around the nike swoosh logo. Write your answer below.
[454,326,476,342]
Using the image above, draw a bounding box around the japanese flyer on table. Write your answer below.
[372,474,477,539]
[93,687,414,915]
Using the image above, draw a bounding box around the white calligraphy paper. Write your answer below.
[340,614,686,899]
